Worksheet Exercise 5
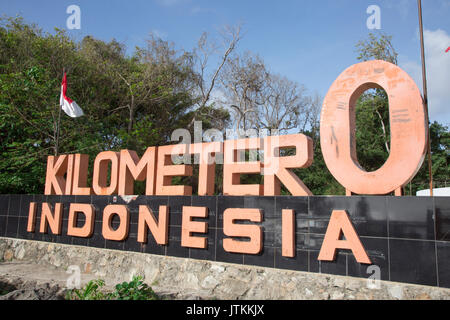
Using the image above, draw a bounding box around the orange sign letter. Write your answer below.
[102,205,129,241]
[318,210,371,264]
[181,206,208,249]
[39,203,63,234]
[263,134,313,196]
[223,208,263,254]
[137,205,169,245]
[67,203,95,238]
[320,60,427,195]
[119,148,157,195]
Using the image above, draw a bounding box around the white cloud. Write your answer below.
[400,29,450,125]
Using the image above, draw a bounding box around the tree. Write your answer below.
[354,32,449,195]
[408,122,449,194]
[355,32,398,65]
[188,25,241,132]
[255,73,312,132]
[221,52,315,135]
[354,32,397,172]
[220,52,266,132]
[0,16,229,194]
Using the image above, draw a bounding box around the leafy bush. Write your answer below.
[109,276,158,300]
[66,276,159,300]
[66,279,107,300]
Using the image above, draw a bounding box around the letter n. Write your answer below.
[40,203,63,234]
[318,210,371,264]
[137,205,169,245]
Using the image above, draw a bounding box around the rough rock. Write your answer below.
[0,237,449,300]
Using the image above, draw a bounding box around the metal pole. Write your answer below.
[417,0,434,196]
[55,68,64,156]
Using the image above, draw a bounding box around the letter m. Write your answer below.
[119,147,157,195]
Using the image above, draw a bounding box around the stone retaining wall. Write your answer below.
[0,237,449,300]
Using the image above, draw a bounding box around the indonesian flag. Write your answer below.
[60,72,84,118]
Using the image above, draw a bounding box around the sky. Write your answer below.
[1,0,449,125]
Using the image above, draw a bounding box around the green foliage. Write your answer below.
[355,32,398,65]
[65,279,107,300]
[109,276,159,300]
[0,16,228,194]
[355,89,390,172]
[294,135,345,196]
[65,276,159,300]
[353,32,449,195]
[407,122,449,194]
[0,17,447,197]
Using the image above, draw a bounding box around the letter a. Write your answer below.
[318,210,371,264]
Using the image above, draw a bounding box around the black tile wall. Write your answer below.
[387,197,435,240]
[57,219,72,245]
[244,246,275,268]
[274,248,309,272]
[8,195,22,217]
[17,217,30,240]
[189,227,216,261]
[309,250,321,273]
[435,197,450,241]
[88,221,105,248]
[105,239,124,251]
[309,196,387,237]
[124,223,142,253]
[166,226,189,258]
[0,194,449,288]
[436,241,450,288]
[0,215,7,237]
[165,240,190,259]
[0,195,10,216]
[389,239,437,286]
[320,252,348,276]
[168,196,191,227]
[347,237,389,281]
[142,240,165,256]
[216,228,244,265]
[275,196,309,233]
[5,216,19,238]
[20,195,35,217]
[72,234,89,247]
[191,196,217,228]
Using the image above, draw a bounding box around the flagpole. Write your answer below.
[55,68,64,156]
[417,0,433,197]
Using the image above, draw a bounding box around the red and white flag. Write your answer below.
[60,72,84,118]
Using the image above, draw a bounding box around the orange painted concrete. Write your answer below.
[320,60,427,195]
[318,210,371,264]
[223,208,263,254]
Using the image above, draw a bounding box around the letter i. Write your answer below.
[282,209,295,257]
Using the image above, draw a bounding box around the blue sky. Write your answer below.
[1,0,449,124]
